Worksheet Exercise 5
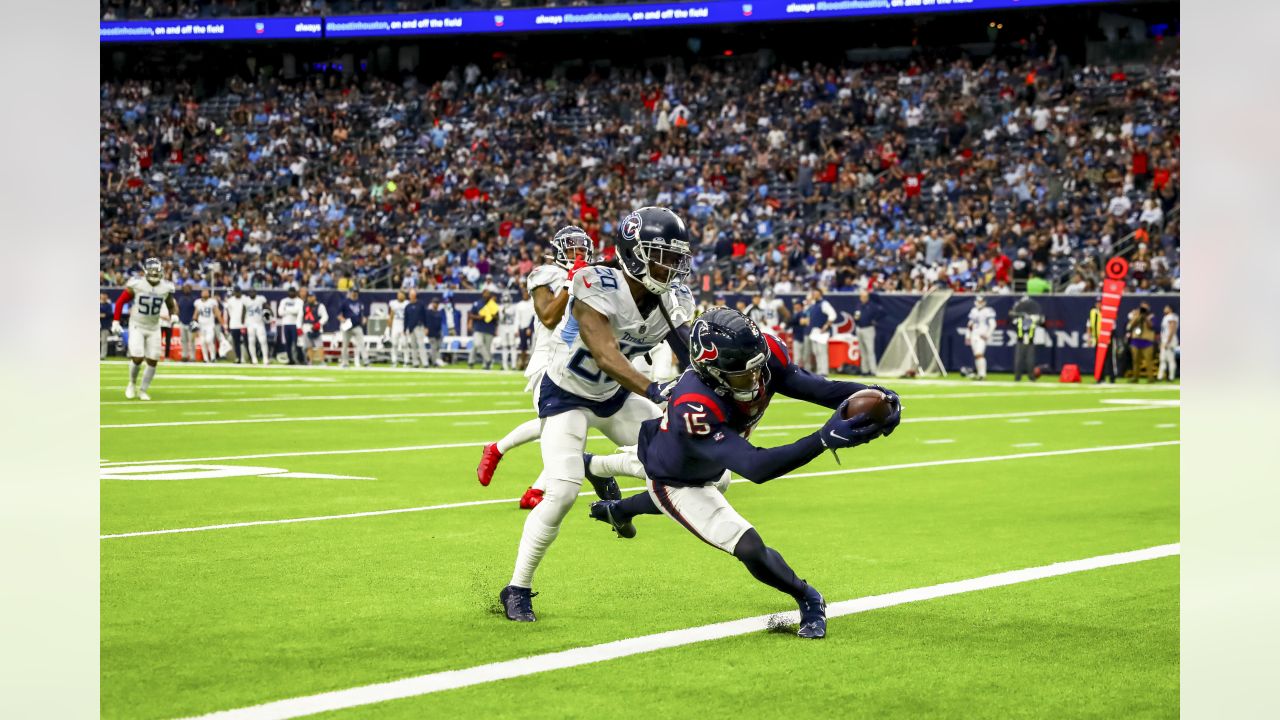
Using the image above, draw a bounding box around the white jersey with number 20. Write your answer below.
[546,264,694,402]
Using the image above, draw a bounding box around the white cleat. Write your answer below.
[125,383,136,400]
[138,390,151,401]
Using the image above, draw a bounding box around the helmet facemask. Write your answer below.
[143,257,163,284]
[552,227,595,270]
[705,352,768,402]
[632,238,691,294]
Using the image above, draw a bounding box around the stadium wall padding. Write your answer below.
[102,288,1179,375]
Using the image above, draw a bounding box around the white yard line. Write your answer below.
[100,403,1175,431]
[179,543,1180,720]
[100,407,1176,466]
[100,441,1178,540]
[923,439,955,445]
[1011,442,1044,448]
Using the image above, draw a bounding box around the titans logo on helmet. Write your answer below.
[621,212,642,242]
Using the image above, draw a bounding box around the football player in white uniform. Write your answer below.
[243,288,271,364]
[224,287,247,363]
[496,292,520,372]
[499,207,696,622]
[192,289,222,363]
[966,295,997,381]
[111,257,178,400]
[387,291,409,367]
[477,226,596,509]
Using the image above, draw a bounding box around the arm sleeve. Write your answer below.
[764,332,867,409]
[666,323,691,369]
[686,424,826,484]
[113,289,133,321]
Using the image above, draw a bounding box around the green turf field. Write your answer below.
[100,360,1179,719]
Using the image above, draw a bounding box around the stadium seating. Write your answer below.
[100,51,1180,297]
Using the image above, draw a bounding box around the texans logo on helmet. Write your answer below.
[621,213,642,242]
[834,311,856,334]
[694,340,719,363]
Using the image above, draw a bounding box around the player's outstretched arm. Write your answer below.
[766,335,875,408]
[574,300,653,397]
[685,411,883,485]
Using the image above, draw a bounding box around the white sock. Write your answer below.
[129,362,141,384]
[589,450,644,479]
[510,515,561,588]
[976,357,987,378]
[531,470,547,492]
[497,419,542,454]
[140,364,157,392]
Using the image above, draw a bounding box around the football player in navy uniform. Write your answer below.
[587,307,901,638]
[500,207,697,623]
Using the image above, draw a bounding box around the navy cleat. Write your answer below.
[499,585,538,622]
[588,500,636,539]
[582,452,621,501]
[796,584,827,639]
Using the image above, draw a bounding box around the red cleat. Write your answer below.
[519,487,544,510]
[477,443,503,486]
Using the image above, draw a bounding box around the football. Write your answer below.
[842,388,894,423]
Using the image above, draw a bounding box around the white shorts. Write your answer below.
[647,476,753,553]
[971,335,988,356]
[539,394,661,486]
[127,327,163,361]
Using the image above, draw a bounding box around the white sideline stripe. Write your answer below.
[99,406,1175,466]
[100,441,1178,539]
[99,403,1174,431]
[100,386,1181,407]
[180,543,1181,720]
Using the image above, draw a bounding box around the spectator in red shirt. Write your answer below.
[989,244,1012,285]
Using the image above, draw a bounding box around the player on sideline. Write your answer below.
[477,226,605,509]
[112,258,179,400]
[966,295,996,381]
[193,288,222,363]
[388,291,409,368]
[243,288,271,364]
[587,307,901,638]
[499,208,696,621]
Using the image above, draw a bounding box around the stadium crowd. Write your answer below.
[100,48,1180,297]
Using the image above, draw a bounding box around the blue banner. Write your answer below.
[103,287,1176,376]
[100,17,323,43]
[101,0,1110,43]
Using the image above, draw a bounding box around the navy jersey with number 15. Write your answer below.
[637,335,869,487]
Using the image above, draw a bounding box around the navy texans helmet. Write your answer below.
[616,206,692,295]
[550,225,595,270]
[689,307,769,402]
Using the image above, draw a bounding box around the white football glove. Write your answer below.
[111,320,123,335]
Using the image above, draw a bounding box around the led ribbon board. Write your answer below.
[102,1,1112,42]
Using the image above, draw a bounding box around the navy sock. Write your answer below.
[733,529,807,600]
[614,492,660,520]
